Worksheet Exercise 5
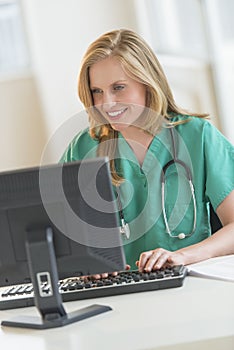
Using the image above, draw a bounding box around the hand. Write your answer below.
[86,264,131,280]
[136,248,184,272]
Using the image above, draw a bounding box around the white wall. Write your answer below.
[21,0,139,163]
[134,0,234,144]
[0,73,47,171]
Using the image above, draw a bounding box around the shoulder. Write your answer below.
[170,115,234,208]
[60,128,99,162]
[173,114,229,144]
[70,128,96,147]
[172,114,209,131]
[185,116,233,151]
[170,114,234,160]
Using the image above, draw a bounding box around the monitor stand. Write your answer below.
[1,228,112,329]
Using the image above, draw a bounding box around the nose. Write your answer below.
[102,91,117,111]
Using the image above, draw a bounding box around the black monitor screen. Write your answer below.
[0,158,125,286]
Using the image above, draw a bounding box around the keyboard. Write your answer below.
[0,265,187,310]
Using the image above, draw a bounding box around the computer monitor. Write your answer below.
[0,157,125,286]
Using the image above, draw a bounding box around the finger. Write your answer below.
[101,273,109,278]
[90,273,108,280]
[152,252,170,270]
[144,251,161,272]
[144,250,169,272]
[111,271,118,276]
[125,264,131,270]
[138,251,154,272]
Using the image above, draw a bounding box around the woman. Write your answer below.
[61,29,234,272]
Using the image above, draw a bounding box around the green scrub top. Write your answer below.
[61,115,234,269]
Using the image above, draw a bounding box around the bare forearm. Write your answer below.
[177,223,234,265]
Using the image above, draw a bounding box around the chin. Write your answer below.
[110,122,130,131]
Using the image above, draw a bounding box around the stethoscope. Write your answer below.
[116,127,197,240]
[116,187,131,239]
[161,127,197,239]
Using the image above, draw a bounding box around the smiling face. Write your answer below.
[89,57,147,132]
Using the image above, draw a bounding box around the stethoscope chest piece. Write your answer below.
[120,219,131,239]
[116,187,131,239]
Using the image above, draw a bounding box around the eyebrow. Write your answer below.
[90,80,128,89]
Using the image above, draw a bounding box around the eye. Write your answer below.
[91,88,102,94]
[113,84,125,91]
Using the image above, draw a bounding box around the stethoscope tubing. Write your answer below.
[117,127,197,240]
[161,128,197,239]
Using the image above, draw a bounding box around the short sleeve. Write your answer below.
[204,122,234,210]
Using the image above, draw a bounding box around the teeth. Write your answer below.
[107,109,126,117]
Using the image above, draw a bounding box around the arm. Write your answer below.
[137,190,234,272]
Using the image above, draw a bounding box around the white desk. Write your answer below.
[0,276,234,350]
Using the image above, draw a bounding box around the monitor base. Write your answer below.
[2,304,112,329]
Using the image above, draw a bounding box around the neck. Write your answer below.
[120,126,154,166]
[120,126,151,143]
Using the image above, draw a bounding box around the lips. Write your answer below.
[107,107,127,119]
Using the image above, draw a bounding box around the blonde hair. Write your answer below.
[78,29,208,185]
